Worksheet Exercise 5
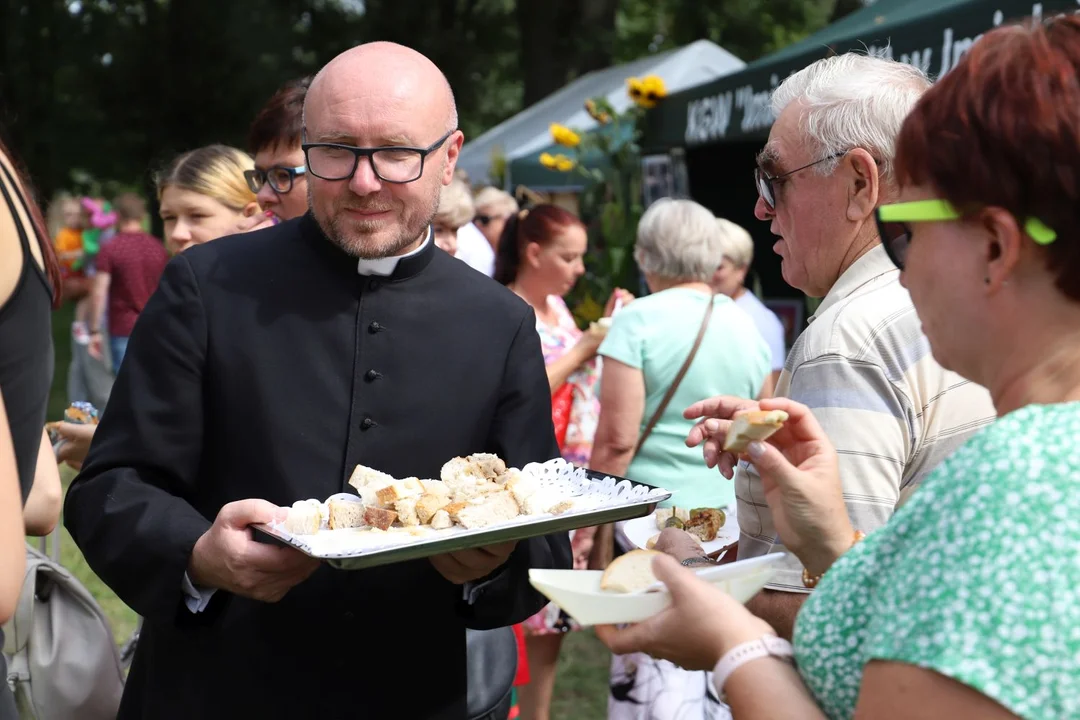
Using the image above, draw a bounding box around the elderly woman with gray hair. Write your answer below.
[589,198,771,720]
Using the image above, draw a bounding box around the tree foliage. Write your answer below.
[0,0,836,204]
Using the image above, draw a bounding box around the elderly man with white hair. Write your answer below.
[677,53,996,640]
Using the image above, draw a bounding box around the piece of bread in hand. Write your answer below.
[363,506,398,531]
[394,496,420,527]
[284,503,321,535]
[327,499,365,529]
[600,549,662,593]
[429,508,453,530]
[448,491,520,530]
[722,410,789,453]
[415,493,452,524]
[347,464,396,491]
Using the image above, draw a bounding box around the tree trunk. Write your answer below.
[517,0,574,107]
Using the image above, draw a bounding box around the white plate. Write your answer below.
[528,553,786,627]
[622,507,740,555]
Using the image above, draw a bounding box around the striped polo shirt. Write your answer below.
[735,244,996,593]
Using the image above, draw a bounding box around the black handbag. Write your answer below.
[465,627,518,720]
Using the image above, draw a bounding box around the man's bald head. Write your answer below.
[304,42,457,135]
[301,41,465,260]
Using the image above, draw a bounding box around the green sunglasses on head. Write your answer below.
[874,199,1057,270]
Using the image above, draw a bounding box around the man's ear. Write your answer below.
[443,130,465,184]
[845,148,880,223]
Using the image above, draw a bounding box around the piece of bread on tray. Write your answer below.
[347,463,396,491]
[448,491,520,530]
[416,493,452,524]
[419,479,450,496]
[328,498,365,529]
[520,488,572,516]
[364,506,398,531]
[468,453,507,481]
[600,549,662,593]
[284,503,321,535]
[376,478,423,505]
[430,508,453,530]
[723,410,789,453]
[441,457,487,486]
[394,496,421,527]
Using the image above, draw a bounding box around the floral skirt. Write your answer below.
[522,526,596,635]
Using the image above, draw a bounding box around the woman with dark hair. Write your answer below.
[0,137,65,717]
[595,14,1080,719]
[247,76,312,222]
[496,203,631,720]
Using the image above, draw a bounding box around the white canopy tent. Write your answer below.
[457,40,746,187]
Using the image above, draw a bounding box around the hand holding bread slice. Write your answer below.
[723,409,789,453]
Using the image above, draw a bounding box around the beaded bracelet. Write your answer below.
[801,530,866,589]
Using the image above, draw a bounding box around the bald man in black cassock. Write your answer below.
[64,41,572,720]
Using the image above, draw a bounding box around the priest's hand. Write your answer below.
[188,499,321,602]
[429,541,517,584]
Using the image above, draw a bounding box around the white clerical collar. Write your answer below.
[356,227,431,277]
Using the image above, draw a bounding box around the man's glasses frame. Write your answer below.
[754,153,843,210]
[244,165,306,195]
[875,199,1057,270]
[301,129,456,185]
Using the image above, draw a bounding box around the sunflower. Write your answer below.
[627,74,668,109]
[584,98,612,124]
[549,123,582,148]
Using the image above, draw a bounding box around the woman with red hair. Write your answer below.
[594,14,1080,720]
[496,203,631,720]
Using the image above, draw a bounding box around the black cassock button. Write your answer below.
[365,369,380,382]
[360,417,377,430]
[369,321,382,333]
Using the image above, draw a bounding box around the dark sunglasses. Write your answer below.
[753,153,843,210]
[875,199,1057,270]
[244,165,306,194]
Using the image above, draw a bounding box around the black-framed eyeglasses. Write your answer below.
[243,165,306,194]
[301,129,456,185]
[754,153,843,210]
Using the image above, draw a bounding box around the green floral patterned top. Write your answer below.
[794,403,1080,719]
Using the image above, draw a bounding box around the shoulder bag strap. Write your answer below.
[632,293,717,458]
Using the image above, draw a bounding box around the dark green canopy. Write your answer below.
[641,0,1076,150]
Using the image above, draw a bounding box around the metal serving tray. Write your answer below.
[252,469,670,571]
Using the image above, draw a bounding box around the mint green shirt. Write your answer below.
[598,289,770,509]
[795,403,1080,719]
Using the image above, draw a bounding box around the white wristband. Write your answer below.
[712,634,794,696]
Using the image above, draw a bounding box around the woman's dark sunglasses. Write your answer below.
[874,200,1056,271]
[244,165,306,194]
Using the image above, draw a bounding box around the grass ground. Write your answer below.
[38,300,612,719]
